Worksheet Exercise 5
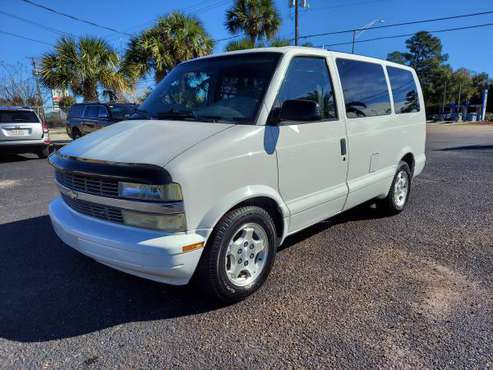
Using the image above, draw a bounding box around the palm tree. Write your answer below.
[40,37,129,102]
[123,12,214,83]
[270,38,291,47]
[225,37,291,51]
[225,38,255,52]
[225,0,281,46]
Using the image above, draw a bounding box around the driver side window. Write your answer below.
[271,56,338,123]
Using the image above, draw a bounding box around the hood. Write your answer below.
[60,120,233,167]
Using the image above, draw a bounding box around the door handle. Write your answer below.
[340,138,347,156]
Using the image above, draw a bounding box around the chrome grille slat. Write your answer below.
[62,194,124,224]
[56,171,119,197]
[57,170,123,225]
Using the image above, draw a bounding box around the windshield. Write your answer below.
[136,52,282,124]
[0,110,39,123]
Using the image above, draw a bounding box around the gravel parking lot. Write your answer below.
[1,124,492,369]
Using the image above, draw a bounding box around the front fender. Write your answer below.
[196,185,290,243]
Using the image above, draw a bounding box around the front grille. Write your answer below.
[62,194,124,224]
[56,170,119,197]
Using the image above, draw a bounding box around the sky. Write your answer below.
[1,0,492,104]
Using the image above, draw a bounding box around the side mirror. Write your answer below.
[279,99,321,123]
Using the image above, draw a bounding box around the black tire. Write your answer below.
[379,161,412,215]
[195,206,278,303]
[36,146,50,159]
[72,128,81,140]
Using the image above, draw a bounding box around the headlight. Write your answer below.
[118,182,183,201]
[121,210,186,232]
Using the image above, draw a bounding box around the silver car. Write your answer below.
[0,106,50,158]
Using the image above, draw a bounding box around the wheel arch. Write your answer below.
[396,147,415,175]
[198,186,290,245]
[400,152,415,175]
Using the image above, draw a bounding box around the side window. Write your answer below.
[98,106,109,117]
[273,56,338,122]
[84,106,99,119]
[387,67,420,113]
[336,59,391,118]
[69,105,83,117]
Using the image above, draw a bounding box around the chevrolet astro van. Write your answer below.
[48,47,426,302]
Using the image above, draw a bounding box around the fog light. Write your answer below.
[121,210,186,232]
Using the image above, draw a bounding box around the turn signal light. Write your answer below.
[182,242,204,253]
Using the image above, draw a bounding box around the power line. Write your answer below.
[0,30,54,46]
[298,9,493,41]
[308,0,387,11]
[19,0,132,36]
[0,9,75,37]
[214,34,241,43]
[105,0,231,41]
[320,22,493,48]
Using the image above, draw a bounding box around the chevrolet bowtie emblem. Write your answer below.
[67,190,78,200]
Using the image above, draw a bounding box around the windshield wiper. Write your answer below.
[155,109,196,120]
[194,115,246,123]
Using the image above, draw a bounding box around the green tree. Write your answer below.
[58,95,75,113]
[225,0,281,45]
[471,72,490,103]
[449,68,475,104]
[225,38,256,51]
[225,37,294,51]
[40,37,129,102]
[123,12,214,83]
[270,38,291,47]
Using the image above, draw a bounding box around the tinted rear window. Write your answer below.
[336,59,391,118]
[0,110,39,123]
[387,67,420,113]
[69,105,84,117]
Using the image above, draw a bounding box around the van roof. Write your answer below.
[0,106,35,111]
[187,46,415,72]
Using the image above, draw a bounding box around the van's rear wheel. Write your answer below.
[380,161,411,214]
[196,206,277,303]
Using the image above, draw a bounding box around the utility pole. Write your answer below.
[290,0,308,46]
[294,0,299,46]
[457,83,462,122]
[30,57,45,120]
[351,31,356,53]
[441,79,447,117]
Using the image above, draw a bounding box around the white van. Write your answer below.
[49,47,426,302]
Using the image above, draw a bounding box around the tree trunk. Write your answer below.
[82,80,98,102]
[250,34,257,47]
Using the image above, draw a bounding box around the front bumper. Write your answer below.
[49,196,206,285]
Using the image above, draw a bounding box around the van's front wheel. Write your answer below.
[380,161,411,214]
[196,206,277,303]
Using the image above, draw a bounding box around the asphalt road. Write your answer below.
[1,124,492,369]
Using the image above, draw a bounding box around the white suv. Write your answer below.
[0,107,50,158]
[49,47,426,302]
